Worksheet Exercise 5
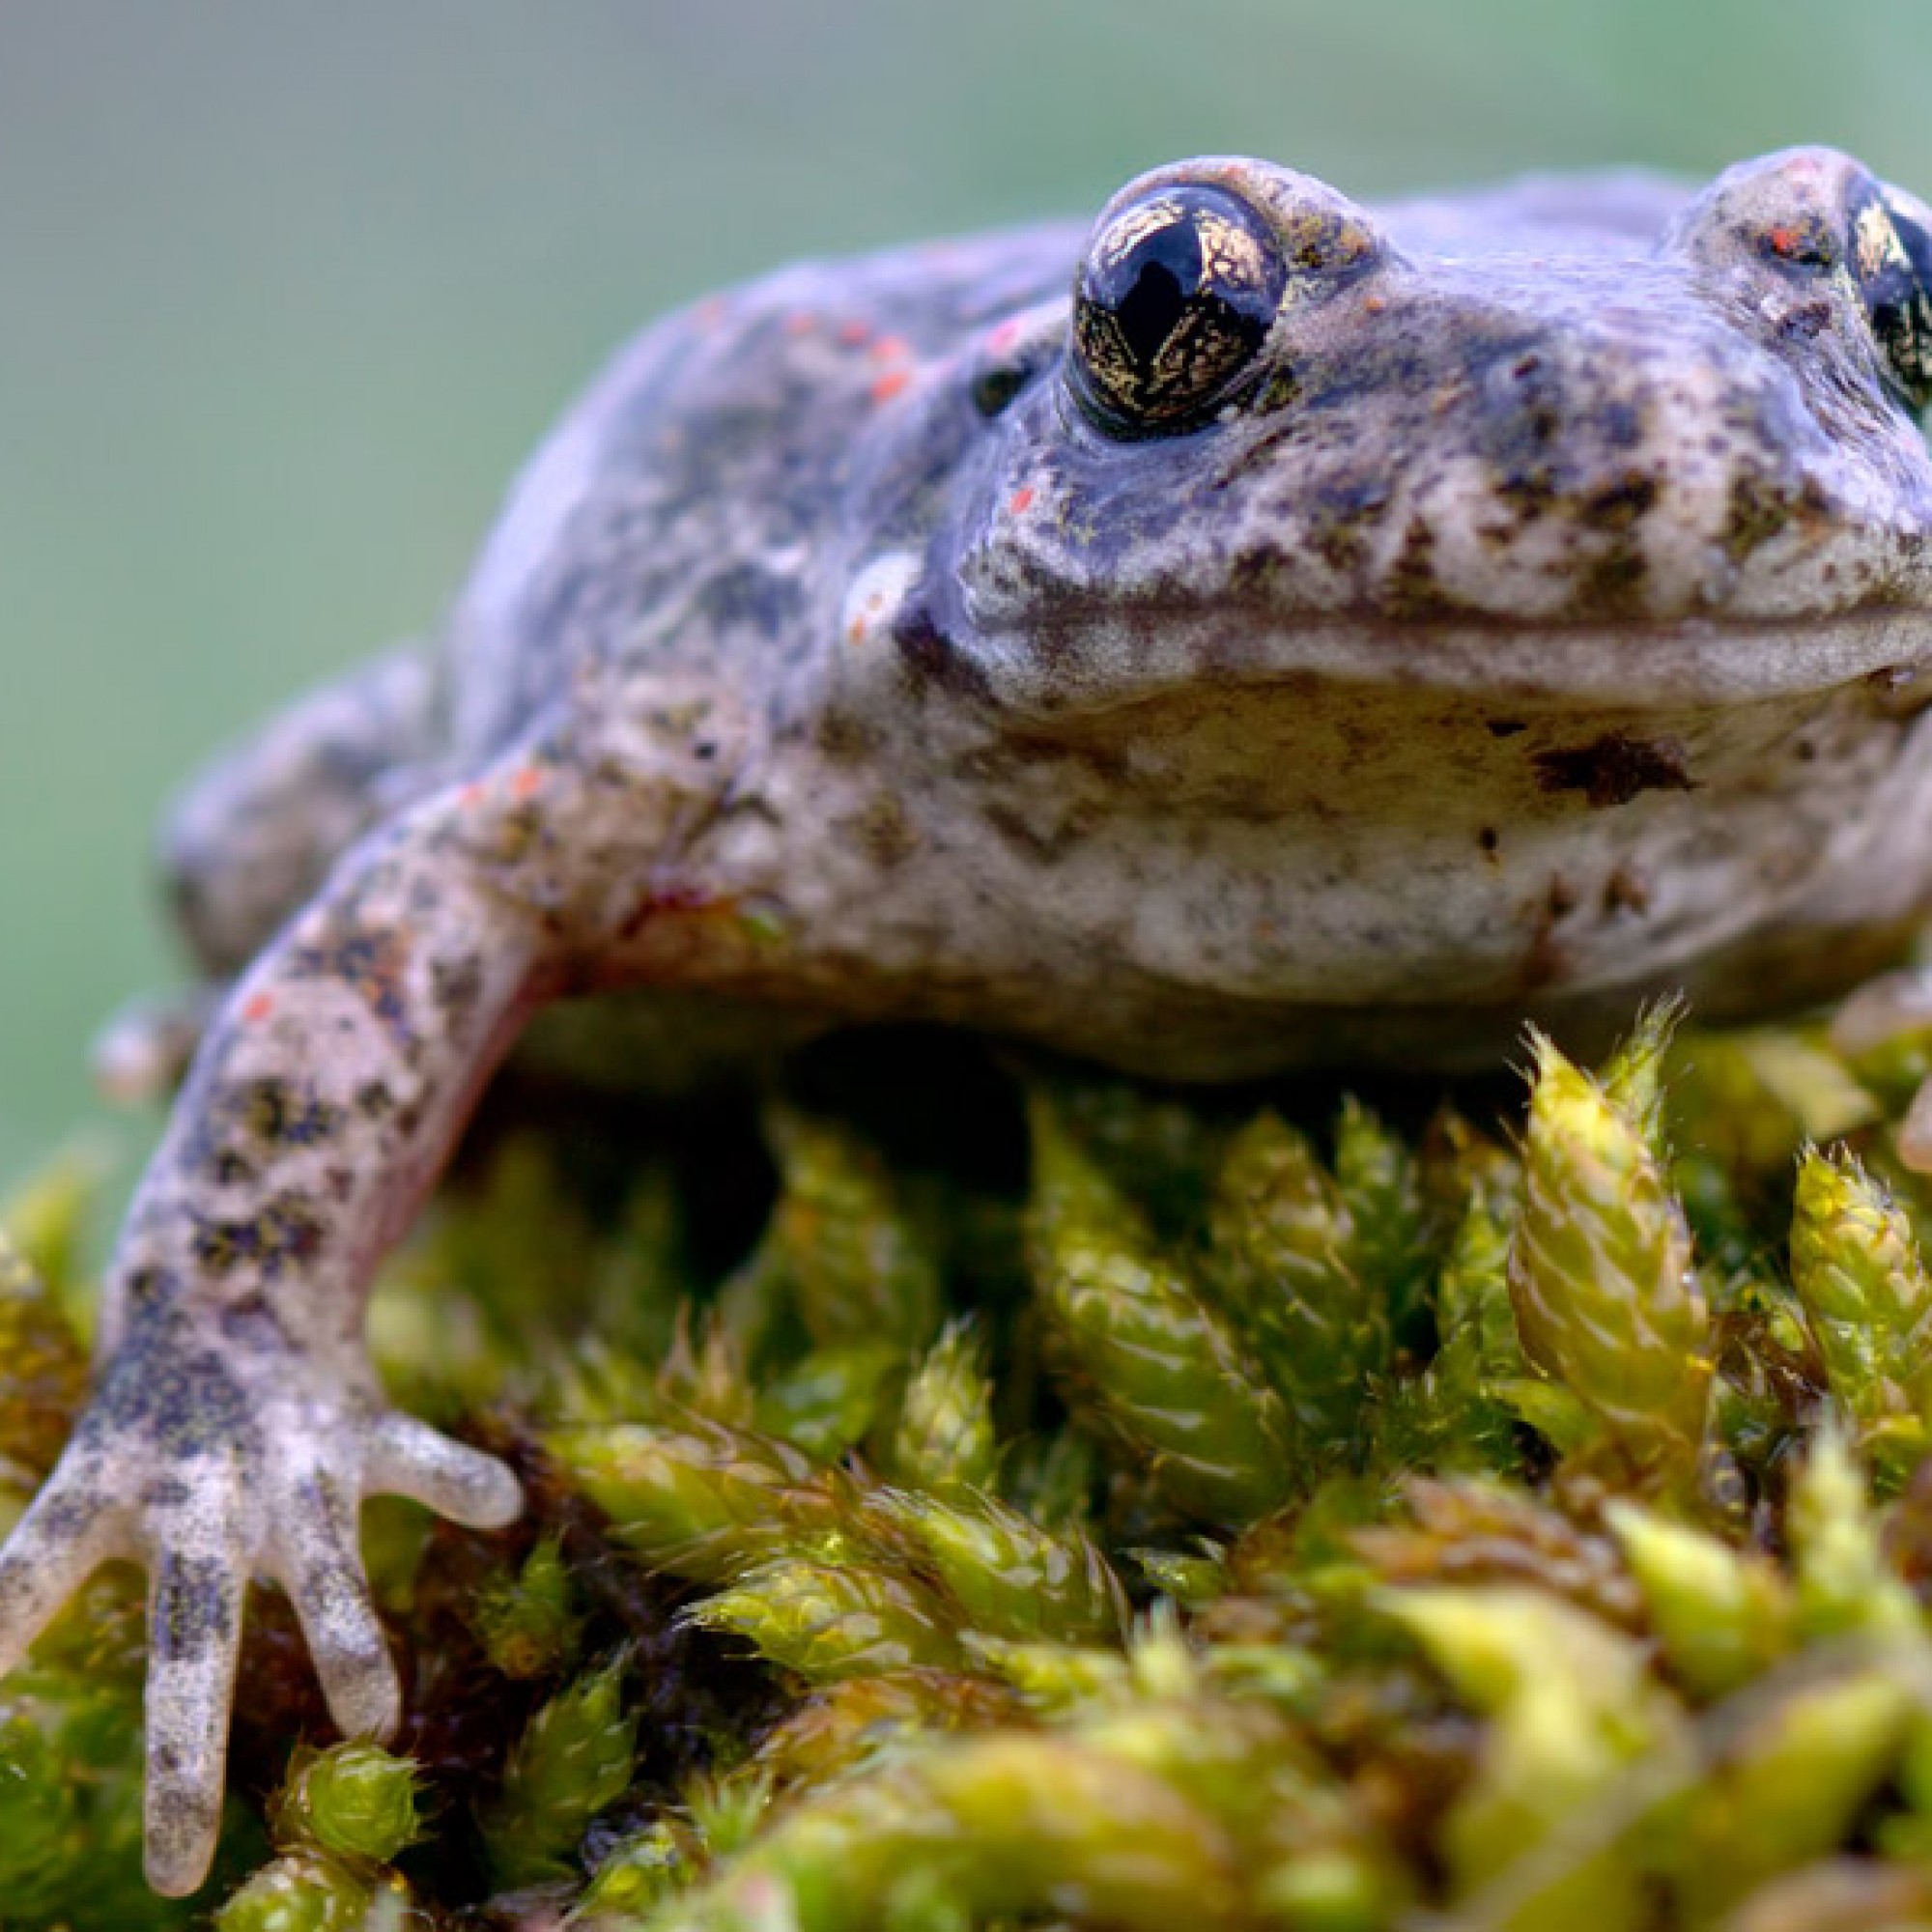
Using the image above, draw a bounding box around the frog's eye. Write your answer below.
[1071,185,1285,433]
[1850,181,1932,412]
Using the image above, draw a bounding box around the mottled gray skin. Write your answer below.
[10,145,1932,1893]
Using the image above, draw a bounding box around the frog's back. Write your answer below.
[440,218,1084,759]
[1376,168,1692,258]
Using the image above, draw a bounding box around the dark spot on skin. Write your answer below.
[1532,732,1694,809]
[980,799,1065,862]
[1250,362,1300,414]
[355,1081,395,1120]
[152,1551,238,1662]
[188,1193,327,1281]
[289,927,413,1043]
[1723,470,1796,562]
[142,1477,193,1511]
[1574,538,1649,617]
[694,562,805,637]
[229,1077,343,1149]
[218,1294,294,1355]
[1477,827,1500,856]
[1485,719,1527,739]
[1381,518,1441,616]
[1776,298,1834,345]
[856,795,917,867]
[814,705,880,762]
[96,1308,254,1455]
[1307,477,1390,572]
[1579,473,1658,532]
[432,954,486,1031]
[971,362,1033,417]
[37,1493,102,1540]
[894,596,994,703]
[184,1076,346,1181]
[126,1265,181,1309]
[1600,399,1642,449]
[1604,864,1653,915]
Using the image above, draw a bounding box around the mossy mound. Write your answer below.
[9,1004,1932,1930]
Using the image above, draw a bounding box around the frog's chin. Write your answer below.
[971,605,1932,723]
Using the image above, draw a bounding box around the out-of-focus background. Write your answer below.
[5,0,1932,1187]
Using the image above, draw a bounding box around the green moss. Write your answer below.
[17,1000,1932,1924]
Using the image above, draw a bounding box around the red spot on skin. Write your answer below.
[696,296,726,328]
[869,334,910,363]
[1769,225,1800,257]
[510,766,545,801]
[783,310,816,335]
[987,318,1023,355]
[459,781,485,808]
[1008,485,1036,515]
[242,992,275,1023]
[870,368,911,403]
[838,318,871,346]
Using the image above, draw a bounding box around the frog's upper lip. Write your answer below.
[971,603,1932,720]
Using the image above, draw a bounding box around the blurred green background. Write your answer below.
[5,0,1932,1189]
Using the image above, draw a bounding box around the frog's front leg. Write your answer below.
[0,738,631,1895]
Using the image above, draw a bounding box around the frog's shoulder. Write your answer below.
[1374,167,1693,259]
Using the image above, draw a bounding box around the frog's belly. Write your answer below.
[566,668,1932,1087]
[642,669,1932,1080]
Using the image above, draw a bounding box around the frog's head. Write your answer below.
[911,146,1932,724]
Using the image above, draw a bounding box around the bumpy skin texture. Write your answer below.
[11,145,1932,1892]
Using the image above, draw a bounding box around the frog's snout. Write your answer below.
[1391,309,1864,622]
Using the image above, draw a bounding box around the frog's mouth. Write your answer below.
[961,604,1932,724]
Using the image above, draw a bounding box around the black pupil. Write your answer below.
[1108,229,1203,365]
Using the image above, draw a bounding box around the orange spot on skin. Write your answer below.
[869,334,911,362]
[242,992,275,1023]
[511,766,546,801]
[1363,294,1387,315]
[847,619,867,644]
[1008,485,1036,515]
[870,368,911,403]
[838,318,871,347]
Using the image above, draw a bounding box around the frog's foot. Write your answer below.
[0,1330,521,1895]
[92,986,222,1105]
[1831,967,1932,1170]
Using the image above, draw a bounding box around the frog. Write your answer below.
[10,141,1932,1895]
